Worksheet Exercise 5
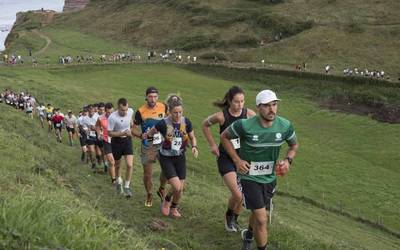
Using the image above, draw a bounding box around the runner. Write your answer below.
[64,110,78,146]
[133,87,168,207]
[51,108,65,143]
[25,100,34,119]
[95,102,106,169]
[220,90,298,250]
[45,104,54,132]
[78,108,89,162]
[202,86,256,232]
[108,98,135,198]
[96,102,114,175]
[81,105,99,171]
[144,94,198,218]
[36,103,46,128]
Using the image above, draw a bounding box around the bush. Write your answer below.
[256,14,313,37]
[229,34,258,47]
[199,51,228,61]
[174,34,218,50]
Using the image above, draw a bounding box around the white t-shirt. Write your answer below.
[81,115,97,129]
[37,106,45,116]
[108,108,134,133]
[65,115,77,128]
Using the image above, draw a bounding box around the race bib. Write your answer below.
[19,103,24,107]
[231,138,241,150]
[153,133,162,145]
[171,137,182,151]
[89,131,96,137]
[249,161,274,176]
[56,123,62,128]
[47,114,52,118]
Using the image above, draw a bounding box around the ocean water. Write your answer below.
[0,0,64,51]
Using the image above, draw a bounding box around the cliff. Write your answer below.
[63,0,90,12]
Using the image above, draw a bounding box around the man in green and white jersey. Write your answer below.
[221,89,298,250]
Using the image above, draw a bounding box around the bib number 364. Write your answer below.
[249,161,274,176]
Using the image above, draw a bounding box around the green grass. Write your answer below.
[0,63,399,249]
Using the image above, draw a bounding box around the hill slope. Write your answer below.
[4,0,400,78]
[0,63,399,249]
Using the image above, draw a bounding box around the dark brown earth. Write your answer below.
[321,100,400,124]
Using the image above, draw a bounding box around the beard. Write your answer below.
[261,112,276,121]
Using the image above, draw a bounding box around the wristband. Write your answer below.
[285,157,293,165]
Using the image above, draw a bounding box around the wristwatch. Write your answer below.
[285,157,293,165]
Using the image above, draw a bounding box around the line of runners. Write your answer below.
[1,86,298,250]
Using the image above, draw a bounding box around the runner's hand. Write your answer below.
[235,159,250,175]
[124,129,132,137]
[275,160,290,176]
[192,147,199,159]
[210,144,220,157]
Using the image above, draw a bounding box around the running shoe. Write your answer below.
[145,193,153,207]
[170,207,182,218]
[160,198,171,216]
[241,229,253,250]
[124,187,133,198]
[225,214,238,232]
[116,183,124,195]
[234,217,241,231]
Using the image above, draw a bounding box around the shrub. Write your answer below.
[199,51,228,61]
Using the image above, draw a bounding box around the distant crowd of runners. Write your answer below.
[1,86,298,250]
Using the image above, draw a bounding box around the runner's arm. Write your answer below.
[131,123,143,138]
[95,119,102,138]
[201,112,223,157]
[220,127,250,174]
[188,130,198,158]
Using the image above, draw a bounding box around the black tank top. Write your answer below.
[219,107,247,154]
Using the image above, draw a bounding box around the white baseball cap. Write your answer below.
[256,90,280,106]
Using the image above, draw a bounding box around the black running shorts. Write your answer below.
[159,154,186,180]
[66,127,76,134]
[111,137,133,161]
[79,135,87,147]
[103,141,112,155]
[217,153,237,176]
[53,122,62,131]
[241,179,276,211]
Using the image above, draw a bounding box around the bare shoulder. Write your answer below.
[246,108,256,117]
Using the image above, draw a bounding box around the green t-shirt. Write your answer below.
[228,115,297,184]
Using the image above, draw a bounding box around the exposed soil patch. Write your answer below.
[321,99,400,124]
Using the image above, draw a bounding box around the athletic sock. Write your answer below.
[117,177,123,184]
[257,245,267,250]
[111,178,116,184]
[234,213,239,220]
[124,181,130,188]
[171,202,178,208]
[165,194,172,202]
[246,226,253,239]
[96,155,101,163]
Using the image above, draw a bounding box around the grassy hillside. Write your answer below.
[0,63,399,249]
[4,0,400,78]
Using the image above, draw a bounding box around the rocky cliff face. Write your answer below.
[63,0,90,12]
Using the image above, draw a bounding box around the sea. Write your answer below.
[0,0,64,51]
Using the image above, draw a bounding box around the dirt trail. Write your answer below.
[32,30,51,56]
